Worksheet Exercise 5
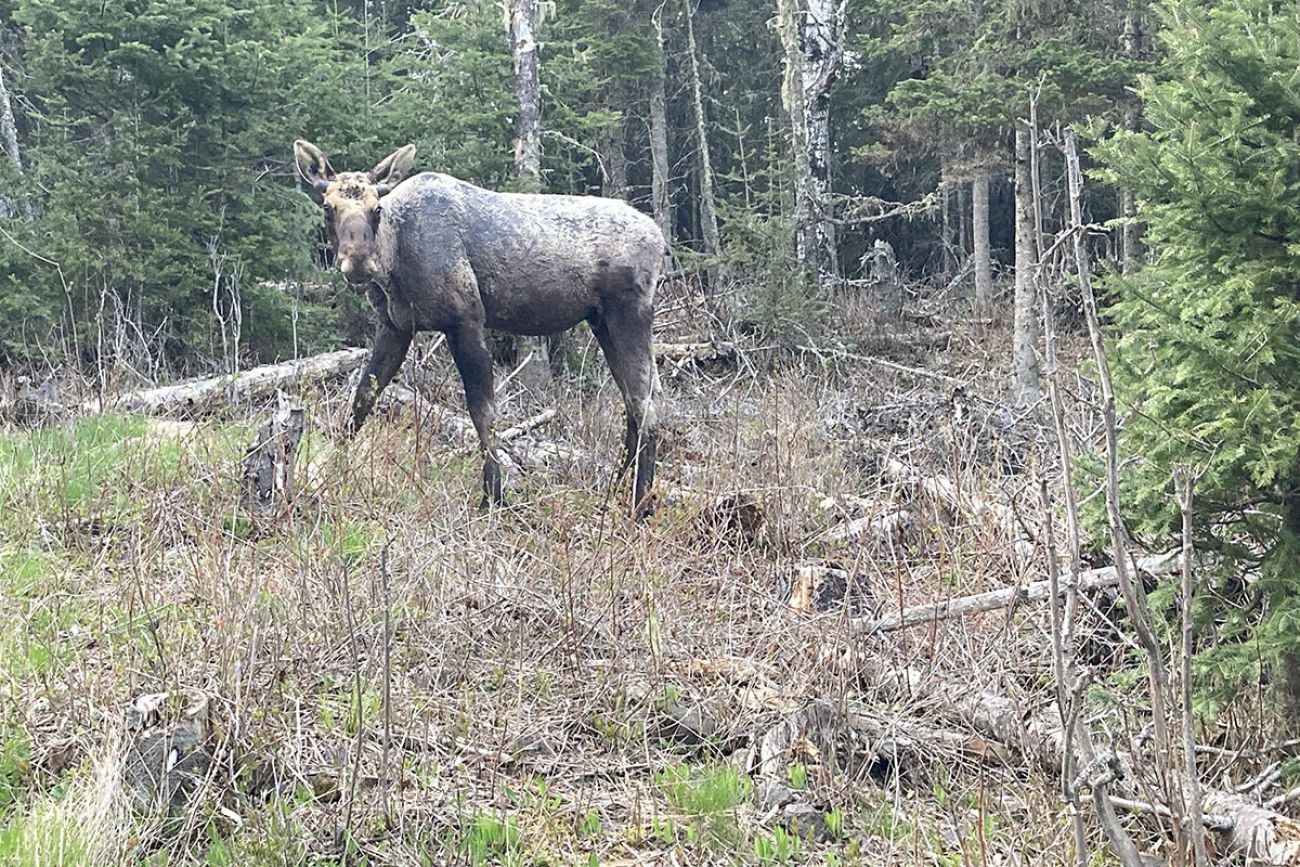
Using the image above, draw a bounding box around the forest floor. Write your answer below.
[0,293,1273,866]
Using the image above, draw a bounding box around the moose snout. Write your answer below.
[338,254,378,285]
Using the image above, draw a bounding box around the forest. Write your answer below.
[1,0,1300,864]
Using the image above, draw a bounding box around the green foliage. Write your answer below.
[5,0,348,367]
[462,810,522,866]
[654,762,752,848]
[1093,0,1300,709]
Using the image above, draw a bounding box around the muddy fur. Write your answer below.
[294,140,665,516]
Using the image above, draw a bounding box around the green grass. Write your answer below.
[0,415,182,516]
[654,763,753,849]
[462,811,522,866]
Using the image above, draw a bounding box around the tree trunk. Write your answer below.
[972,166,993,309]
[0,65,31,221]
[649,18,673,255]
[599,108,628,201]
[1118,3,1142,272]
[778,0,843,291]
[683,0,721,280]
[1013,124,1041,404]
[509,0,551,392]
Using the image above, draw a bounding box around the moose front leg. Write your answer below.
[448,324,505,508]
[351,321,413,433]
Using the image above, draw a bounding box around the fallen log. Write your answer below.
[97,349,368,415]
[852,550,1182,634]
[859,659,1300,864]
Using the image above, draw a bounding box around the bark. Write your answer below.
[972,165,993,309]
[599,95,628,201]
[1013,124,1041,405]
[649,20,673,252]
[852,551,1182,634]
[96,349,369,415]
[777,0,843,290]
[241,397,305,516]
[508,0,551,392]
[1118,3,1143,272]
[0,64,31,221]
[509,0,542,182]
[683,0,721,275]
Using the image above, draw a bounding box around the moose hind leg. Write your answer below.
[591,305,659,519]
[448,324,505,509]
[352,322,413,433]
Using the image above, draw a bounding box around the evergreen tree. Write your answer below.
[1095,0,1300,713]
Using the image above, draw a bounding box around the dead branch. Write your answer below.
[852,551,1183,633]
[860,660,1300,865]
[880,456,1036,558]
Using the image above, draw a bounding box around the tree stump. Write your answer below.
[240,395,305,515]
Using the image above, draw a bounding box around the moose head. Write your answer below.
[294,140,416,286]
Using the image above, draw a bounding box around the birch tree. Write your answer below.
[649,5,673,254]
[777,0,845,291]
[508,0,551,391]
[683,0,720,277]
[0,65,31,221]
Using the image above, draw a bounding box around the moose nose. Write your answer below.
[339,257,373,284]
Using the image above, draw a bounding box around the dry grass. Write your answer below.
[0,309,1218,865]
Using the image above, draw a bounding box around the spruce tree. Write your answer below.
[1094,0,1300,714]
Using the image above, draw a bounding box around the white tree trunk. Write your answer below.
[649,20,673,255]
[683,0,721,275]
[1012,125,1041,404]
[0,65,31,221]
[509,0,551,392]
[778,0,843,291]
[972,166,993,309]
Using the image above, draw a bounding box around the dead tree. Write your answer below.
[683,0,721,278]
[508,0,551,392]
[972,164,993,309]
[649,5,674,257]
[777,0,845,290]
[241,396,305,515]
[1012,121,1041,404]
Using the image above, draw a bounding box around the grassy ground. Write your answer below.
[0,312,1142,866]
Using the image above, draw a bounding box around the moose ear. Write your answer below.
[294,139,335,189]
[371,144,416,188]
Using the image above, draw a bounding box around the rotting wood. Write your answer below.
[96,349,368,415]
[819,509,911,548]
[851,550,1182,633]
[241,396,305,515]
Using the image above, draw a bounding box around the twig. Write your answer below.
[1066,127,1178,840]
[1175,465,1211,866]
[1109,796,1234,832]
[795,345,968,385]
[499,407,557,441]
[379,538,393,827]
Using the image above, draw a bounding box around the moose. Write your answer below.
[293,140,665,517]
